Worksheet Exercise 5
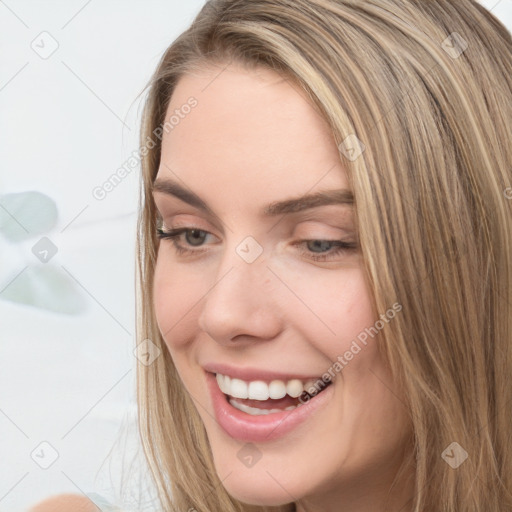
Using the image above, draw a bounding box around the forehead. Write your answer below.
[157,62,349,206]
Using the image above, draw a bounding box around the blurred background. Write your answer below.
[0,1,205,510]
[0,1,510,510]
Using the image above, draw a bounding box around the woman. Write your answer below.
[134,0,512,511]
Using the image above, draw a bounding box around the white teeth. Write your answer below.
[248,381,269,400]
[230,398,298,415]
[216,373,231,394]
[304,380,316,395]
[230,378,248,399]
[286,379,304,398]
[215,373,315,401]
[269,380,287,399]
[216,373,225,391]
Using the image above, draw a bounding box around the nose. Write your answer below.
[197,247,283,346]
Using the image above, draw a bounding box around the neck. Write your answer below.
[294,456,415,512]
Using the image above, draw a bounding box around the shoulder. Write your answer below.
[28,493,122,511]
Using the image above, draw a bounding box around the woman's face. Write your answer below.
[152,63,412,510]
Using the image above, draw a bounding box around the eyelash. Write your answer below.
[155,226,357,262]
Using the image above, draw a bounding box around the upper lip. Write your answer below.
[202,362,325,382]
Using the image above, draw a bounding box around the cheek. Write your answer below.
[286,268,376,360]
[152,252,203,350]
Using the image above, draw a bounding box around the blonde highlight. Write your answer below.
[135,1,512,510]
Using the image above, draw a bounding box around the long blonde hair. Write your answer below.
[135,1,512,510]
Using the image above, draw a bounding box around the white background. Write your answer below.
[0,1,510,511]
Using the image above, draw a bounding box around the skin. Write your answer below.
[152,62,414,512]
[29,494,98,511]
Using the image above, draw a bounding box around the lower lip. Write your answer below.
[206,371,334,442]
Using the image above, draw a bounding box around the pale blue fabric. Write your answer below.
[86,492,124,511]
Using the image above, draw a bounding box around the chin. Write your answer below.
[221,474,296,507]
[207,442,303,508]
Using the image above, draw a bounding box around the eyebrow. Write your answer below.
[151,178,354,216]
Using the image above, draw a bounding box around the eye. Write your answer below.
[179,229,207,246]
[293,239,357,262]
[155,221,357,263]
[156,225,217,256]
[306,240,337,253]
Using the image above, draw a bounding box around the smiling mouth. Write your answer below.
[215,372,332,415]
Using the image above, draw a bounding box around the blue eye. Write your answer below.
[156,226,357,262]
[293,239,357,262]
